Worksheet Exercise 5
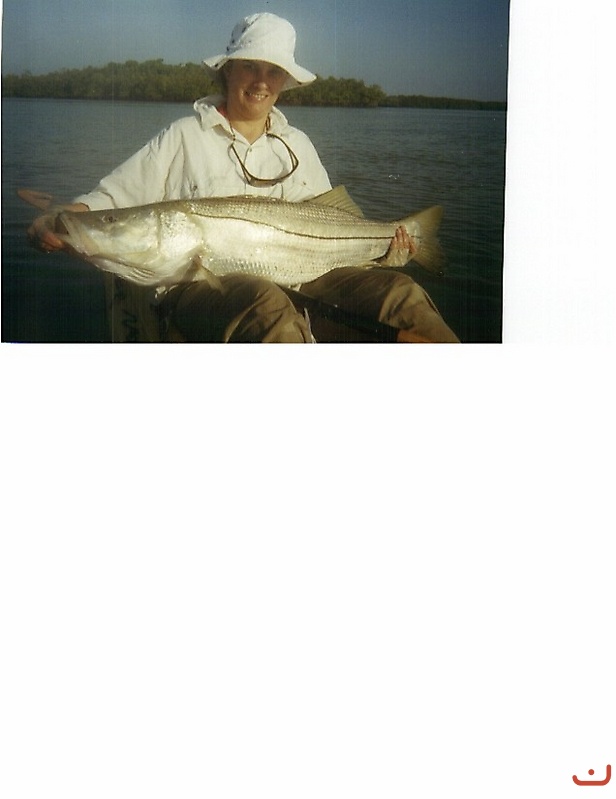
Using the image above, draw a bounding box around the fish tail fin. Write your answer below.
[402,205,445,274]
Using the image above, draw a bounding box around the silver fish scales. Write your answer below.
[55,186,444,287]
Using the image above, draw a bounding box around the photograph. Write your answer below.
[2,1,509,344]
[2,4,614,799]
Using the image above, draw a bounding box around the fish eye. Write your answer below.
[103,214,117,223]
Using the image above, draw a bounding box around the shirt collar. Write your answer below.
[193,95,290,137]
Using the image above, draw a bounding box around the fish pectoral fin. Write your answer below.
[308,186,365,218]
[182,255,225,292]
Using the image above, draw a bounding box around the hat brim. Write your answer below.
[203,53,316,91]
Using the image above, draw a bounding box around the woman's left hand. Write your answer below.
[378,226,417,267]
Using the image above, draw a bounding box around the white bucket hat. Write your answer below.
[203,13,316,91]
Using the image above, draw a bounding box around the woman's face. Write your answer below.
[224,59,288,121]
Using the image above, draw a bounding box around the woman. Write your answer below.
[28,13,460,343]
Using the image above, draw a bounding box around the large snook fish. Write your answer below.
[53,186,445,287]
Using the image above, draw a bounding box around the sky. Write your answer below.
[0,0,510,101]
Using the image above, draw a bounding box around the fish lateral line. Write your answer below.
[186,210,396,241]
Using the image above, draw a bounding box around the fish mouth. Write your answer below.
[55,211,98,255]
[54,214,70,236]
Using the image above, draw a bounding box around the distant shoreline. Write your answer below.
[2,95,507,111]
[1,59,507,111]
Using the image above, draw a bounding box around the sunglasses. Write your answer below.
[229,132,299,187]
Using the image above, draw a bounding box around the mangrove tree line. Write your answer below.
[2,59,506,110]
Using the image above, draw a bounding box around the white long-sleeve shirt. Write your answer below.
[73,96,332,210]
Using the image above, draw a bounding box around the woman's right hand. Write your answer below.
[26,203,89,253]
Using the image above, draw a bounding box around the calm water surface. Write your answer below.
[2,98,506,342]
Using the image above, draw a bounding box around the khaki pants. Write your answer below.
[161,267,460,343]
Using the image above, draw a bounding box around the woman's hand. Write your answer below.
[26,203,89,253]
[378,226,418,267]
[27,214,65,253]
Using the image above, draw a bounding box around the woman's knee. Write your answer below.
[167,275,311,343]
[378,273,460,342]
[223,277,311,343]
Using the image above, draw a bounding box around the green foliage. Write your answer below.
[384,94,506,110]
[282,76,387,108]
[1,60,506,110]
[1,60,217,102]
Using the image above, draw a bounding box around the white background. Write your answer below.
[1,1,614,797]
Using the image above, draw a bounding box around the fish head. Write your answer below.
[55,205,203,285]
[56,206,160,263]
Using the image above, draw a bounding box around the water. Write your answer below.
[1,98,506,342]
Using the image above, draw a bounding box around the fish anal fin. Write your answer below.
[308,186,365,218]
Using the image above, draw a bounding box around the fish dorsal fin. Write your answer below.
[307,186,365,218]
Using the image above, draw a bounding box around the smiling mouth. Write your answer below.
[245,91,268,101]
